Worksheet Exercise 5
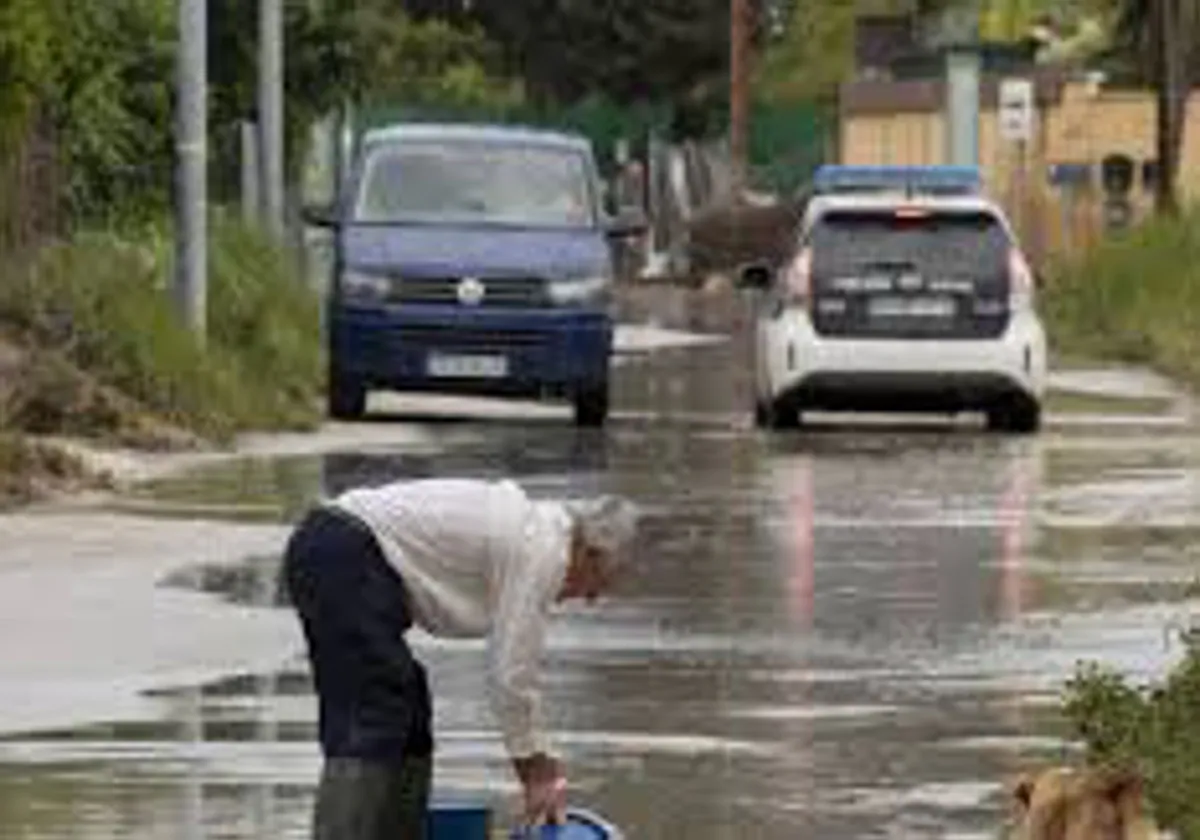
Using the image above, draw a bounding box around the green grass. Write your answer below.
[1043,209,1200,389]
[0,209,324,443]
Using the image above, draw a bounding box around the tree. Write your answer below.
[755,0,933,104]
[0,0,51,145]
[755,0,858,103]
[1105,0,1198,214]
[463,0,733,106]
[206,0,521,198]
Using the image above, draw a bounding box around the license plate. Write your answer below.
[868,296,955,318]
[426,353,509,379]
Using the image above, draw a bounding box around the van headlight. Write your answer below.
[340,270,392,301]
[546,274,612,306]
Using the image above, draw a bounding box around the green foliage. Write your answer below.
[754,0,942,104]
[41,0,175,224]
[0,0,51,143]
[343,8,523,108]
[1042,209,1200,387]
[205,0,523,200]
[1062,627,1200,838]
[2,0,522,224]
[454,0,730,107]
[755,0,859,104]
[0,212,323,440]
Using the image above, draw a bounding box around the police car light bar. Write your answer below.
[812,165,983,197]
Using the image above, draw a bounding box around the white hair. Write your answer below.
[562,495,641,572]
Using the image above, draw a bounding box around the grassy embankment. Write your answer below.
[1043,208,1200,383]
[0,212,324,507]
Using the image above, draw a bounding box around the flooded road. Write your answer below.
[1,286,1198,839]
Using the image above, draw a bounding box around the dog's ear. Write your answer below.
[1006,775,1038,840]
[1012,772,1039,810]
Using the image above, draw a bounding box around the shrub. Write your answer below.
[1062,625,1200,838]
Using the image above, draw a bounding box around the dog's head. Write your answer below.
[1009,766,1157,840]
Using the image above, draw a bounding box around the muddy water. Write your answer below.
[1,287,1199,840]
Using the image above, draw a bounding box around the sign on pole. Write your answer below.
[998,77,1035,142]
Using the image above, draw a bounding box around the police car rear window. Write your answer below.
[811,210,1010,277]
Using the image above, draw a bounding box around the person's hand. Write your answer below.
[513,753,567,825]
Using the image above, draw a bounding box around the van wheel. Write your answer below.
[328,376,366,420]
[987,398,1041,434]
[573,382,610,428]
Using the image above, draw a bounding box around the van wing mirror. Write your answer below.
[302,202,340,228]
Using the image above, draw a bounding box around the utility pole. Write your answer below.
[1153,0,1182,215]
[729,0,750,193]
[175,0,208,339]
[259,0,285,238]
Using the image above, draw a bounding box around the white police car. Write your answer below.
[739,166,1047,433]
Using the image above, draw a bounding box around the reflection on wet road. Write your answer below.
[1,286,1198,839]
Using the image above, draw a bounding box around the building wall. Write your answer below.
[839,80,1200,262]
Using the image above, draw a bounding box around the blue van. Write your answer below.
[303,123,646,426]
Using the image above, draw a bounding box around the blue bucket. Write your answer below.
[509,808,624,840]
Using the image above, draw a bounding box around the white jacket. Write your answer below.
[328,477,571,759]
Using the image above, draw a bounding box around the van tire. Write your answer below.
[573,382,609,428]
[328,376,366,421]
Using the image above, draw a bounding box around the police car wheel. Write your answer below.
[986,398,1041,435]
[759,396,802,430]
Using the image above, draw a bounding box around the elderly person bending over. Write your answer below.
[281,477,641,840]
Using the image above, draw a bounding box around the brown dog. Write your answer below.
[1008,766,1160,840]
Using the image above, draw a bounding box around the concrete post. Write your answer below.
[944,47,981,168]
[259,0,285,239]
[175,0,208,340]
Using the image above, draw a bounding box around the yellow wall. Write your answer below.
[840,81,1200,261]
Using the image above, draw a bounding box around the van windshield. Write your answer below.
[353,139,597,229]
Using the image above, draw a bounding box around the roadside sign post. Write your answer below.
[999,77,1035,257]
[998,78,1035,144]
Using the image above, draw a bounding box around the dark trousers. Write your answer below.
[282,506,434,840]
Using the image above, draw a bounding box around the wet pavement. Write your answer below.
[1,286,1199,839]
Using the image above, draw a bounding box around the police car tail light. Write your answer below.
[784,248,813,307]
[1008,249,1034,311]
